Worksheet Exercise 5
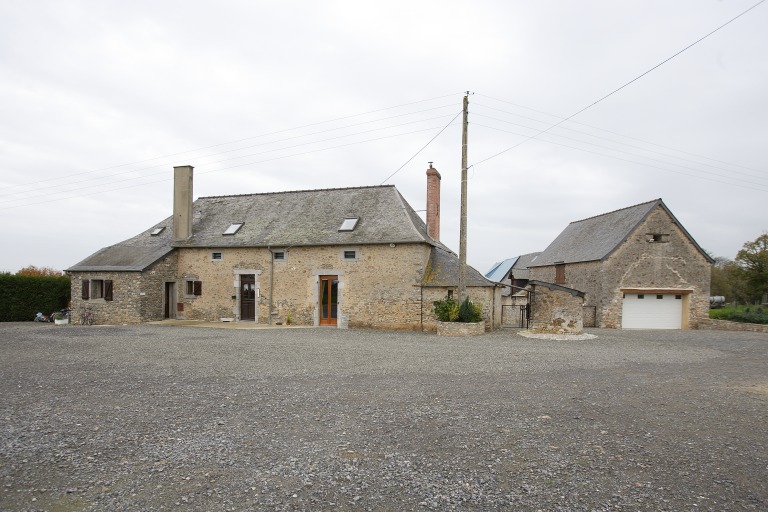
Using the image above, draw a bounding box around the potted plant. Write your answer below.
[52,312,69,325]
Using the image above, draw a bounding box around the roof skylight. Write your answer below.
[150,227,165,236]
[339,217,359,231]
[223,223,244,235]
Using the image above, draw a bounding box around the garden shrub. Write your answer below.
[0,274,71,322]
[433,295,482,323]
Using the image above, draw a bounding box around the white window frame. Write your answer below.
[211,251,223,262]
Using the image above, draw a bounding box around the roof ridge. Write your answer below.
[199,184,395,200]
[571,198,662,224]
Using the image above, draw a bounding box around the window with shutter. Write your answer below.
[104,280,113,301]
[193,280,202,296]
[82,280,90,300]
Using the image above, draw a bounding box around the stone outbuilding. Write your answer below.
[67,165,500,330]
[527,199,713,329]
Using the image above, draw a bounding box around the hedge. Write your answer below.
[0,274,71,322]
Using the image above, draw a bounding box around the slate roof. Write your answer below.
[174,185,433,248]
[422,246,495,288]
[529,199,713,267]
[69,185,494,283]
[67,225,175,272]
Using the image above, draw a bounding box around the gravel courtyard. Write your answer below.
[1,323,766,511]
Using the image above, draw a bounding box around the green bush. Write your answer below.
[433,295,482,323]
[0,274,71,322]
[709,305,768,325]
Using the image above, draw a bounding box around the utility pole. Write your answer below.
[458,93,469,304]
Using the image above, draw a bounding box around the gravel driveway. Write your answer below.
[1,323,766,511]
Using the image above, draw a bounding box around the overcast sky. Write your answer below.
[1,0,766,275]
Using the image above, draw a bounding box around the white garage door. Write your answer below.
[621,293,683,329]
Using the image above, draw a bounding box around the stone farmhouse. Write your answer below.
[524,199,713,329]
[67,165,500,331]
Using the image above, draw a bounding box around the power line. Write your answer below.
[380,111,462,184]
[472,0,767,167]
[474,122,768,193]
[1,93,464,197]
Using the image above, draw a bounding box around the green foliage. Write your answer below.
[433,296,459,322]
[709,305,768,325]
[433,295,482,323]
[0,274,71,322]
[735,233,768,304]
[458,297,483,323]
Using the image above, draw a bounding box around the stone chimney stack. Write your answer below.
[426,163,441,241]
[173,165,194,241]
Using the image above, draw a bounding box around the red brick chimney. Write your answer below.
[426,163,441,241]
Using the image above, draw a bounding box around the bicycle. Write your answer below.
[80,308,94,326]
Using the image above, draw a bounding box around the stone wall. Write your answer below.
[528,284,584,334]
[176,243,432,329]
[69,253,178,325]
[697,318,768,333]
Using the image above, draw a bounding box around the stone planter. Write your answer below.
[436,321,485,337]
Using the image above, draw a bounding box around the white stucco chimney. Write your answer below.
[426,163,441,241]
[173,165,193,241]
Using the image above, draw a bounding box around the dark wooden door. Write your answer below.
[240,275,256,321]
[164,282,174,319]
[319,275,338,326]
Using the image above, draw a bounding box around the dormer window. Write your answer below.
[223,223,244,235]
[339,217,359,231]
[150,227,165,236]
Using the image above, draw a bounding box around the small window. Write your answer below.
[447,290,454,299]
[273,251,285,261]
[343,250,357,260]
[657,295,664,299]
[150,227,165,236]
[339,218,359,231]
[184,280,202,297]
[637,294,645,299]
[82,279,113,301]
[647,233,669,243]
[223,223,243,235]
[675,294,682,300]
[211,252,223,261]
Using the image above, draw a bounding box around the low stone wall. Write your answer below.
[529,284,584,335]
[697,318,768,333]
[436,321,485,337]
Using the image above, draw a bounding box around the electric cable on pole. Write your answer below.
[458,93,469,304]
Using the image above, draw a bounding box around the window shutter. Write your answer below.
[82,280,90,300]
[104,280,114,301]
[193,280,202,296]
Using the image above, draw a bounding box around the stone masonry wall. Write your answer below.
[69,252,178,324]
[529,285,584,334]
[601,207,711,328]
[176,243,432,329]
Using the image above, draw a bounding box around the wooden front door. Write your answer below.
[164,282,175,319]
[240,275,256,321]
[319,275,338,326]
